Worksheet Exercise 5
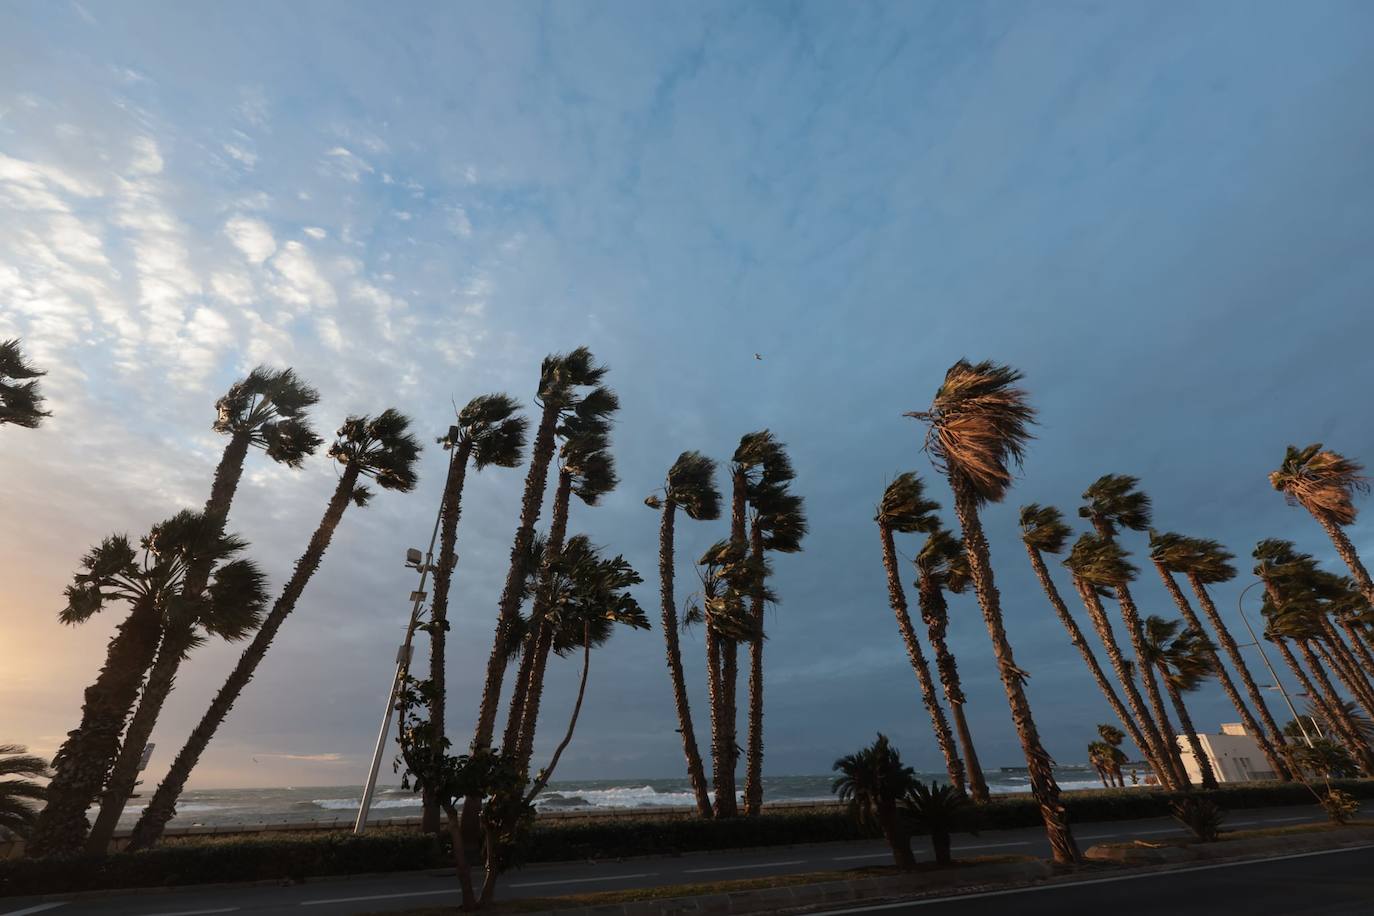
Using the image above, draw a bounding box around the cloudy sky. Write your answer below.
[3,1,1374,791]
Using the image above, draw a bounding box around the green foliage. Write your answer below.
[831,734,915,827]
[901,781,972,865]
[1319,788,1361,824]
[1290,738,1360,779]
[1170,796,1224,841]
[1079,474,1152,536]
[1270,443,1368,526]
[328,409,422,492]
[659,451,721,522]
[916,529,970,595]
[453,392,528,470]
[213,366,322,466]
[0,745,47,839]
[1064,532,1137,588]
[1018,504,1071,554]
[0,337,50,428]
[877,473,941,535]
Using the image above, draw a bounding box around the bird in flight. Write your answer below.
[754,353,763,361]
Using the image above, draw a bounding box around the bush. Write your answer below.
[1319,789,1360,824]
[1169,797,1224,841]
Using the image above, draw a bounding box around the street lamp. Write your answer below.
[353,442,455,834]
[1235,580,1317,748]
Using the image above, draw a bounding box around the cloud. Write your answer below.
[447,205,473,238]
[129,136,164,175]
[268,240,336,310]
[224,215,277,264]
[223,142,258,169]
[321,146,373,183]
[303,226,327,240]
[255,752,345,763]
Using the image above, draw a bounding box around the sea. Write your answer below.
[106,767,1117,829]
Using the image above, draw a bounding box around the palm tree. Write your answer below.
[29,512,259,857]
[743,460,806,816]
[1019,505,1152,775]
[0,338,50,428]
[901,780,970,866]
[1270,444,1374,608]
[0,745,47,839]
[127,410,421,850]
[1169,535,1294,780]
[87,368,321,853]
[1148,532,1288,781]
[507,394,619,774]
[1097,724,1128,787]
[876,474,965,796]
[832,734,916,868]
[1142,616,1219,789]
[1066,532,1188,789]
[907,359,1078,864]
[914,529,988,802]
[417,394,527,832]
[469,349,608,779]
[645,452,721,819]
[1087,741,1115,788]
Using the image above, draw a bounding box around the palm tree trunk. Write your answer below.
[1073,578,1176,789]
[915,574,988,802]
[514,622,555,773]
[705,627,724,814]
[526,622,591,800]
[1271,635,1338,735]
[1318,619,1374,714]
[743,521,766,816]
[506,472,573,769]
[1160,671,1219,788]
[1314,634,1374,722]
[1114,583,1191,788]
[880,524,965,795]
[1312,511,1374,609]
[1340,618,1374,678]
[659,501,713,818]
[127,465,361,851]
[949,474,1078,864]
[1026,545,1153,774]
[713,469,747,820]
[421,440,472,833]
[1296,639,1374,773]
[1186,573,1293,780]
[878,802,916,869]
[27,595,163,857]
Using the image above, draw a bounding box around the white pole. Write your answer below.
[1237,581,1315,748]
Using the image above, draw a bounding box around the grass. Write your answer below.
[375,856,1031,915]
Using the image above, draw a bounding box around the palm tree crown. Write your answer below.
[329,409,422,500]
[0,338,50,428]
[1271,443,1368,526]
[876,472,942,534]
[1142,617,1216,692]
[1064,532,1138,590]
[649,451,721,520]
[905,359,1036,503]
[447,393,528,469]
[916,529,972,594]
[213,366,322,466]
[1019,504,1072,554]
[831,733,916,821]
[0,745,47,838]
[1079,474,1152,537]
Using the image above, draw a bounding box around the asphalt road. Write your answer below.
[0,804,1356,916]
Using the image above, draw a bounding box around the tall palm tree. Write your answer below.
[646,452,721,818]
[1087,741,1115,788]
[88,368,321,853]
[876,474,965,796]
[29,513,260,857]
[1097,724,1128,787]
[1171,536,1294,780]
[914,529,988,802]
[1019,505,1152,774]
[1270,444,1374,608]
[907,359,1078,864]
[1066,532,1189,788]
[0,338,50,429]
[417,394,527,832]
[743,474,806,815]
[832,734,916,868]
[127,410,421,850]
[469,349,608,766]
[1142,617,1219,789]
[0,745,47,839]
[1148,532,1288,781]
[507,395,619,773]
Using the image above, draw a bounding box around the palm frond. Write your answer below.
[1019,503,1071,554]
[665,451,721,521]
[1079,474,1152,536]
[1270,443,1368,526]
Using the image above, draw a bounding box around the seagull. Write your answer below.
[754,353,763,361]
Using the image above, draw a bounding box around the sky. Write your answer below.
[3,0,1374,792]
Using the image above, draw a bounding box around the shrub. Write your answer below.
[1169,796,1224,841]
[1319,789,1360,824]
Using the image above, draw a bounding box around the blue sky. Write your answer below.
[3,0,1374,789]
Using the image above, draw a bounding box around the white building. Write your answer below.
[1175,723,1280,783]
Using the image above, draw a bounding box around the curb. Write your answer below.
[1084,824,1374,865]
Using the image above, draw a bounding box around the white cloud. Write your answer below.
[224,215,277,264]
[321,146,373,183]
[129,136,164,175]
[210,270,254,305]
[269,241,336,310]
[237,86,269,128]
[303,226,327,240]
[447,205,473,238]
[224,142,258,169]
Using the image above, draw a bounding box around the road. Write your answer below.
[0,804,1358,916]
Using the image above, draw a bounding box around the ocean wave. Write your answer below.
[311,797,424,811]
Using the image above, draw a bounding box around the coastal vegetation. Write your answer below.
[0,338,49,429]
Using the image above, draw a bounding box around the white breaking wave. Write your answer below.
[312,797,423,810]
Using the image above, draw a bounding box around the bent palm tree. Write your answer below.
[915,529,988,802]
[1271,444,1374,608]
[1142,617,1219,789]
[646,452,721,818]
[89,368,320,853]
[876,474,964,795]
[0,745,47,839]
[127,411,420,850]
[907,359,1078,863]
[1019,505,1152,774]
[832,734,916,868]
[418,394,527,831]
[0,338,50,429]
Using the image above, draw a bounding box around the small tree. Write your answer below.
[832,734,917,868]
[901,780,972,865]
[0,745,47,839]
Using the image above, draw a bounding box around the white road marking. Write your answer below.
[300,888,456,906]
[138,909,239,916]
[510,872,658,888]
[685,859,807,874]
[0,906,68,916]
[953,841,1031,850]
[807,844,1374,914]
[833,852,893,861]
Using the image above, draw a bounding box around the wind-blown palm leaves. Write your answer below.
[0,745,47,839]
[914,528,988,802]
[1142,616,1219,789]
[127,410,420,850]
[907,359,1079,864]
[647,451,721,818]
[1019,505,1152,777]
[0,338,50,429]
[418,394,527,832]
[30,512,266,857]
[1271,444,1374,612]
[832,734,916,868]
[88,368,321,854]
[876,474,965,796]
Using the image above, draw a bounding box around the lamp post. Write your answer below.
[1236,580,1317,748]
[353,441,455,834]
